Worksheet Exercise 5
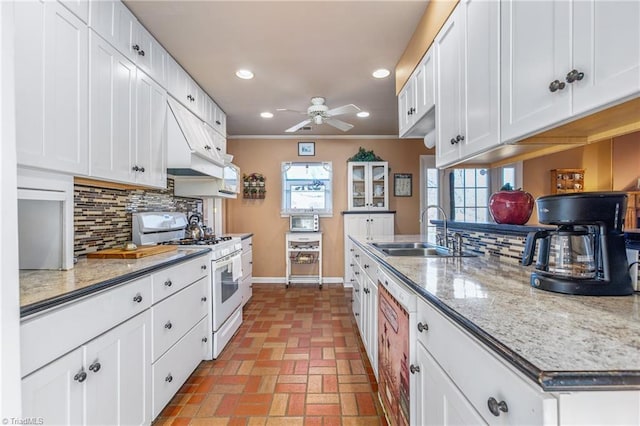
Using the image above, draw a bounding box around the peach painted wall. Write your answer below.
[225,138,431,279]
[523,131,640,223]
[612,132,640,191]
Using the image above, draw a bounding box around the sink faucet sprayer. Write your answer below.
[420,205,448,248]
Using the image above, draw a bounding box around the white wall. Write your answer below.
[1,1,23,418]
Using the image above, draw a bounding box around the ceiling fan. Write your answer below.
[279,97,361,133]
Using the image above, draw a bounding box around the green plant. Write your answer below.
[499,183,514,191]
[348,147,383,162]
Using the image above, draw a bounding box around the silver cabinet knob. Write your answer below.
[487,397,508,416]
[566,69,584,83]
[132,44,140,51]
[89,361,101,373]
[202,337,208,343]
[165,374,173,383]
[417,322,428,332]
[201,265,207,270]
[164,280,172,287]
[410,364,420,374]
[74,369,87,382]
[549,79,566,92]
[165,321,172,329]
[132,294,143,303]
[201,296,207,302]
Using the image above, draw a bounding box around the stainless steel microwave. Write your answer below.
[290,214,319,232]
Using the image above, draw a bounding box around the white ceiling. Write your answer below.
[124,1,428,137]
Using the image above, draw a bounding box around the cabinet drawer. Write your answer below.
[151,255,208,304]
[152,317,208,418]
[21,276,151,377]
[360,250,378,283]
[152,277,208,361]
[241,237,252,253]
[415,298,557,425]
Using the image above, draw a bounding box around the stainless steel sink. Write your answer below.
[370,242,477,258]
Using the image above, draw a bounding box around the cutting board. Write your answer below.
[87,245,177,259]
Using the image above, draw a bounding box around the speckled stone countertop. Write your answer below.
[352,235,640,391]
[20,248,211,317]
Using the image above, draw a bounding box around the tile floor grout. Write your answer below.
[153,283,387,426]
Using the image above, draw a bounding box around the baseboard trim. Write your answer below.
[252,277,344,285]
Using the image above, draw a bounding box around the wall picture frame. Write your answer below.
[298,141,315,156]
[394,173,412,197]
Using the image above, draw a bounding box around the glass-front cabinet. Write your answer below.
[347,162,389,211]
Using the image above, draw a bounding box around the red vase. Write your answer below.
[488,190,534,225]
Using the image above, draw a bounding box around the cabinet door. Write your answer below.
[214,104,227,137]
[59,0,88,23]
[22,347,84,425]
[415,342,486,426]
[16,1,88,175]
[500,0,571,143]
[398,78,416,136]
[435,7,464,167]
[367,278,378,379]
[89,31,136,183]
[348,163,368,210]
[369,214,394,238]
[134,71,167,188]
[571,0,640,115]
[369,162,389,210]
[85,311,151,426]
[132,22,153,78]
[415,48,435,121]
[462,0,500,158]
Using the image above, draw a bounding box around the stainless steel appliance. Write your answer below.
[522,192,633,296]
[132,212,243,358]
[289,214,319,232]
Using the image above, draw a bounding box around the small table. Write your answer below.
[285,232,322,289]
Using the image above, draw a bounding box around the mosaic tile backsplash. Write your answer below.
[74,179,201,256]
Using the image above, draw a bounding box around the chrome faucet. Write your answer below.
[420,205,448,249]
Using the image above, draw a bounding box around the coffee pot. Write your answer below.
[522,192,633,296]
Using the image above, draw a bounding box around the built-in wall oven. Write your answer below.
[132,212,243,359]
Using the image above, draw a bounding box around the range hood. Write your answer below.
[167,98,224,179]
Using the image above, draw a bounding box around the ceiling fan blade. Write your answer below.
[326,104,360,116]
[276,108,306,114]
[285,119,312,133]
[325,118,354,132]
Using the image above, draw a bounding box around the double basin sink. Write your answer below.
[369,242,477,258]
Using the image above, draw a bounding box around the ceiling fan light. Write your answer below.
[235,69,254,79]
[313,115,323,125]
[372,68,390,79]
[357,111,370,118]
[260,112,273,118]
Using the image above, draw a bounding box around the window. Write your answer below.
[420,156,441,241]
[450,168,489,222]
[281,162,333,215]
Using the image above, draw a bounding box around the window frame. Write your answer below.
[281,161,333,217]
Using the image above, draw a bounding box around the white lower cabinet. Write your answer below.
[152,317,208,418]
[22,311,152,426]
[415,341,486,425]
[343,213,394,284]
[241,237,253,306]
[21,254,210,424]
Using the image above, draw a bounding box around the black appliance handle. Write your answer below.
[522,230,548,266]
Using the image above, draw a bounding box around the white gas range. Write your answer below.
[132,212,242,359]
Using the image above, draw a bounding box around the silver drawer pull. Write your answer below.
[487,397,508,416]
[165,374,173,383]
[409,364,420,374]
[164,321,172,330]
[132,294,143,303]
[164,280,172,287]
[417,322,428,332]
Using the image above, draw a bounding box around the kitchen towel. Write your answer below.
[232,256,242,281]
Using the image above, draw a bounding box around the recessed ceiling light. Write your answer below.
[235,69,254,80]
[260,112,273,118]
[372,68,390,79]
[357,111,370,118]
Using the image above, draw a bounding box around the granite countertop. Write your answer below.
[20,248,211,317]
[352,234,640,391]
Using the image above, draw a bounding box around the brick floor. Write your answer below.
[153,283,386,425]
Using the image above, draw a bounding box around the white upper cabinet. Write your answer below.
[398,46,435,138]
[89,0,167,88]
[59,0,89,23]
[15,0,89,175]
[167,55,203,117]
[89,32,136,184]
[501,0,640,143]
[435,0,500,168]
[571,0,640,115]
[134,71,167,188]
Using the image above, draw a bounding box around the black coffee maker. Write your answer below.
[522,192,633,296]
